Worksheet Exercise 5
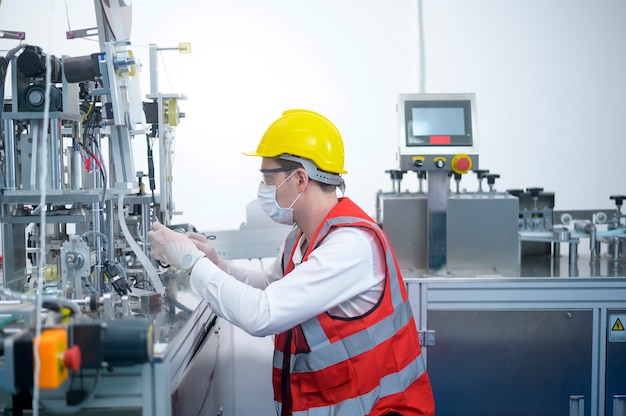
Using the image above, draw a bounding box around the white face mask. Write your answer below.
[258,171,302,225]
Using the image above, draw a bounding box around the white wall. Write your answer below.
[421,0,626,211]
[4,0,622,233]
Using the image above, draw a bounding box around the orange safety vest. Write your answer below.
[272,198,435,416]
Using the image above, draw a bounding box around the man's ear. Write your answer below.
[296,168,309,188]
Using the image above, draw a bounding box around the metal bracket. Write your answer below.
[418,329,436,346]
[0,30,25,40]
[66,27,98,40]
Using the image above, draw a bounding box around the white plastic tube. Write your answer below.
[117,194,165,294]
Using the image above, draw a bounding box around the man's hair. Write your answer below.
[275,158,337,194]
[274,158,301,169]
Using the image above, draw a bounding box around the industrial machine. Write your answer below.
[383,92,518,277]
[0,1,221,415]
[3,2,625,413]
[378,92,626,416]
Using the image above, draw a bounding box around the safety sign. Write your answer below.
[609,315,626,342]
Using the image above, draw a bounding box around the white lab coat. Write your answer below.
[189,227,386,337]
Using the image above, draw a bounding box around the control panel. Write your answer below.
[397,93,479,172]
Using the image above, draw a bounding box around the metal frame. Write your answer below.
[407,276,626,416]
[31,302,219,416]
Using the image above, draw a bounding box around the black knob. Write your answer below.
[413,159,424,168]
[486,174,500,185]
[385,169,406,181]
[507,189,524,197]
[610,195,626,207]
[527,187,544,198]
[474,169,489,179]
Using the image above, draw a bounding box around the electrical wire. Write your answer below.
[79,101,109,264]
[79,230,109,252]
[166,131,175,221]
[38,369,101,414]
[64,0,72,32]
[146,134,158,222]
[32,45,53,416]
[117,194,165,294]
[77,114,109,294]
[158,50,175,93]
[80,99,94,124]
[81,276,98,295]
[91,139,108,212]
[77,101,109,218]
[76,142,105,185]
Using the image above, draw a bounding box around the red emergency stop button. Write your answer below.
[451,154,472,174]
[63,345,82,372]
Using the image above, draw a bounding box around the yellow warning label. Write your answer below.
[613,318,625,331]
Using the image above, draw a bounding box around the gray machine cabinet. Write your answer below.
[427,309,592,416]
[606,309,626,416]
[380,193,519,277]
[408,278,626,416]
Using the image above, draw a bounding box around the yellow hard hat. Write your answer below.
[244,109,347,175]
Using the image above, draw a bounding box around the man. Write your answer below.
[148,109,435,416]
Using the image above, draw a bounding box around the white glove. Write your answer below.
[148,222,204,271]
[186,231,228,270]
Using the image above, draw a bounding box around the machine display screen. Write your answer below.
[404,100,473,146]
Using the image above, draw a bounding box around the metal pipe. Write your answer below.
[574,221,598,261]
[49,118,62,190]
[417,0,426,93]
[611,237,621,263]
[106,201,115,259]
[71,147,83,190]
[91,202,103,294]
[31,119,42,191]
[569,241,578,266]
[4,118,15,190]
[140,201,150,257]
[427,170,448,274]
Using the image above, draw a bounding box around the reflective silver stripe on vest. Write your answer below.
[282,227,301,272]
[272,300,413,370]
[282,353,427,416]
[286,301,412,373]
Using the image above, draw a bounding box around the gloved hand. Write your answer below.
[148,222,205,272]
[186,231,226,267]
